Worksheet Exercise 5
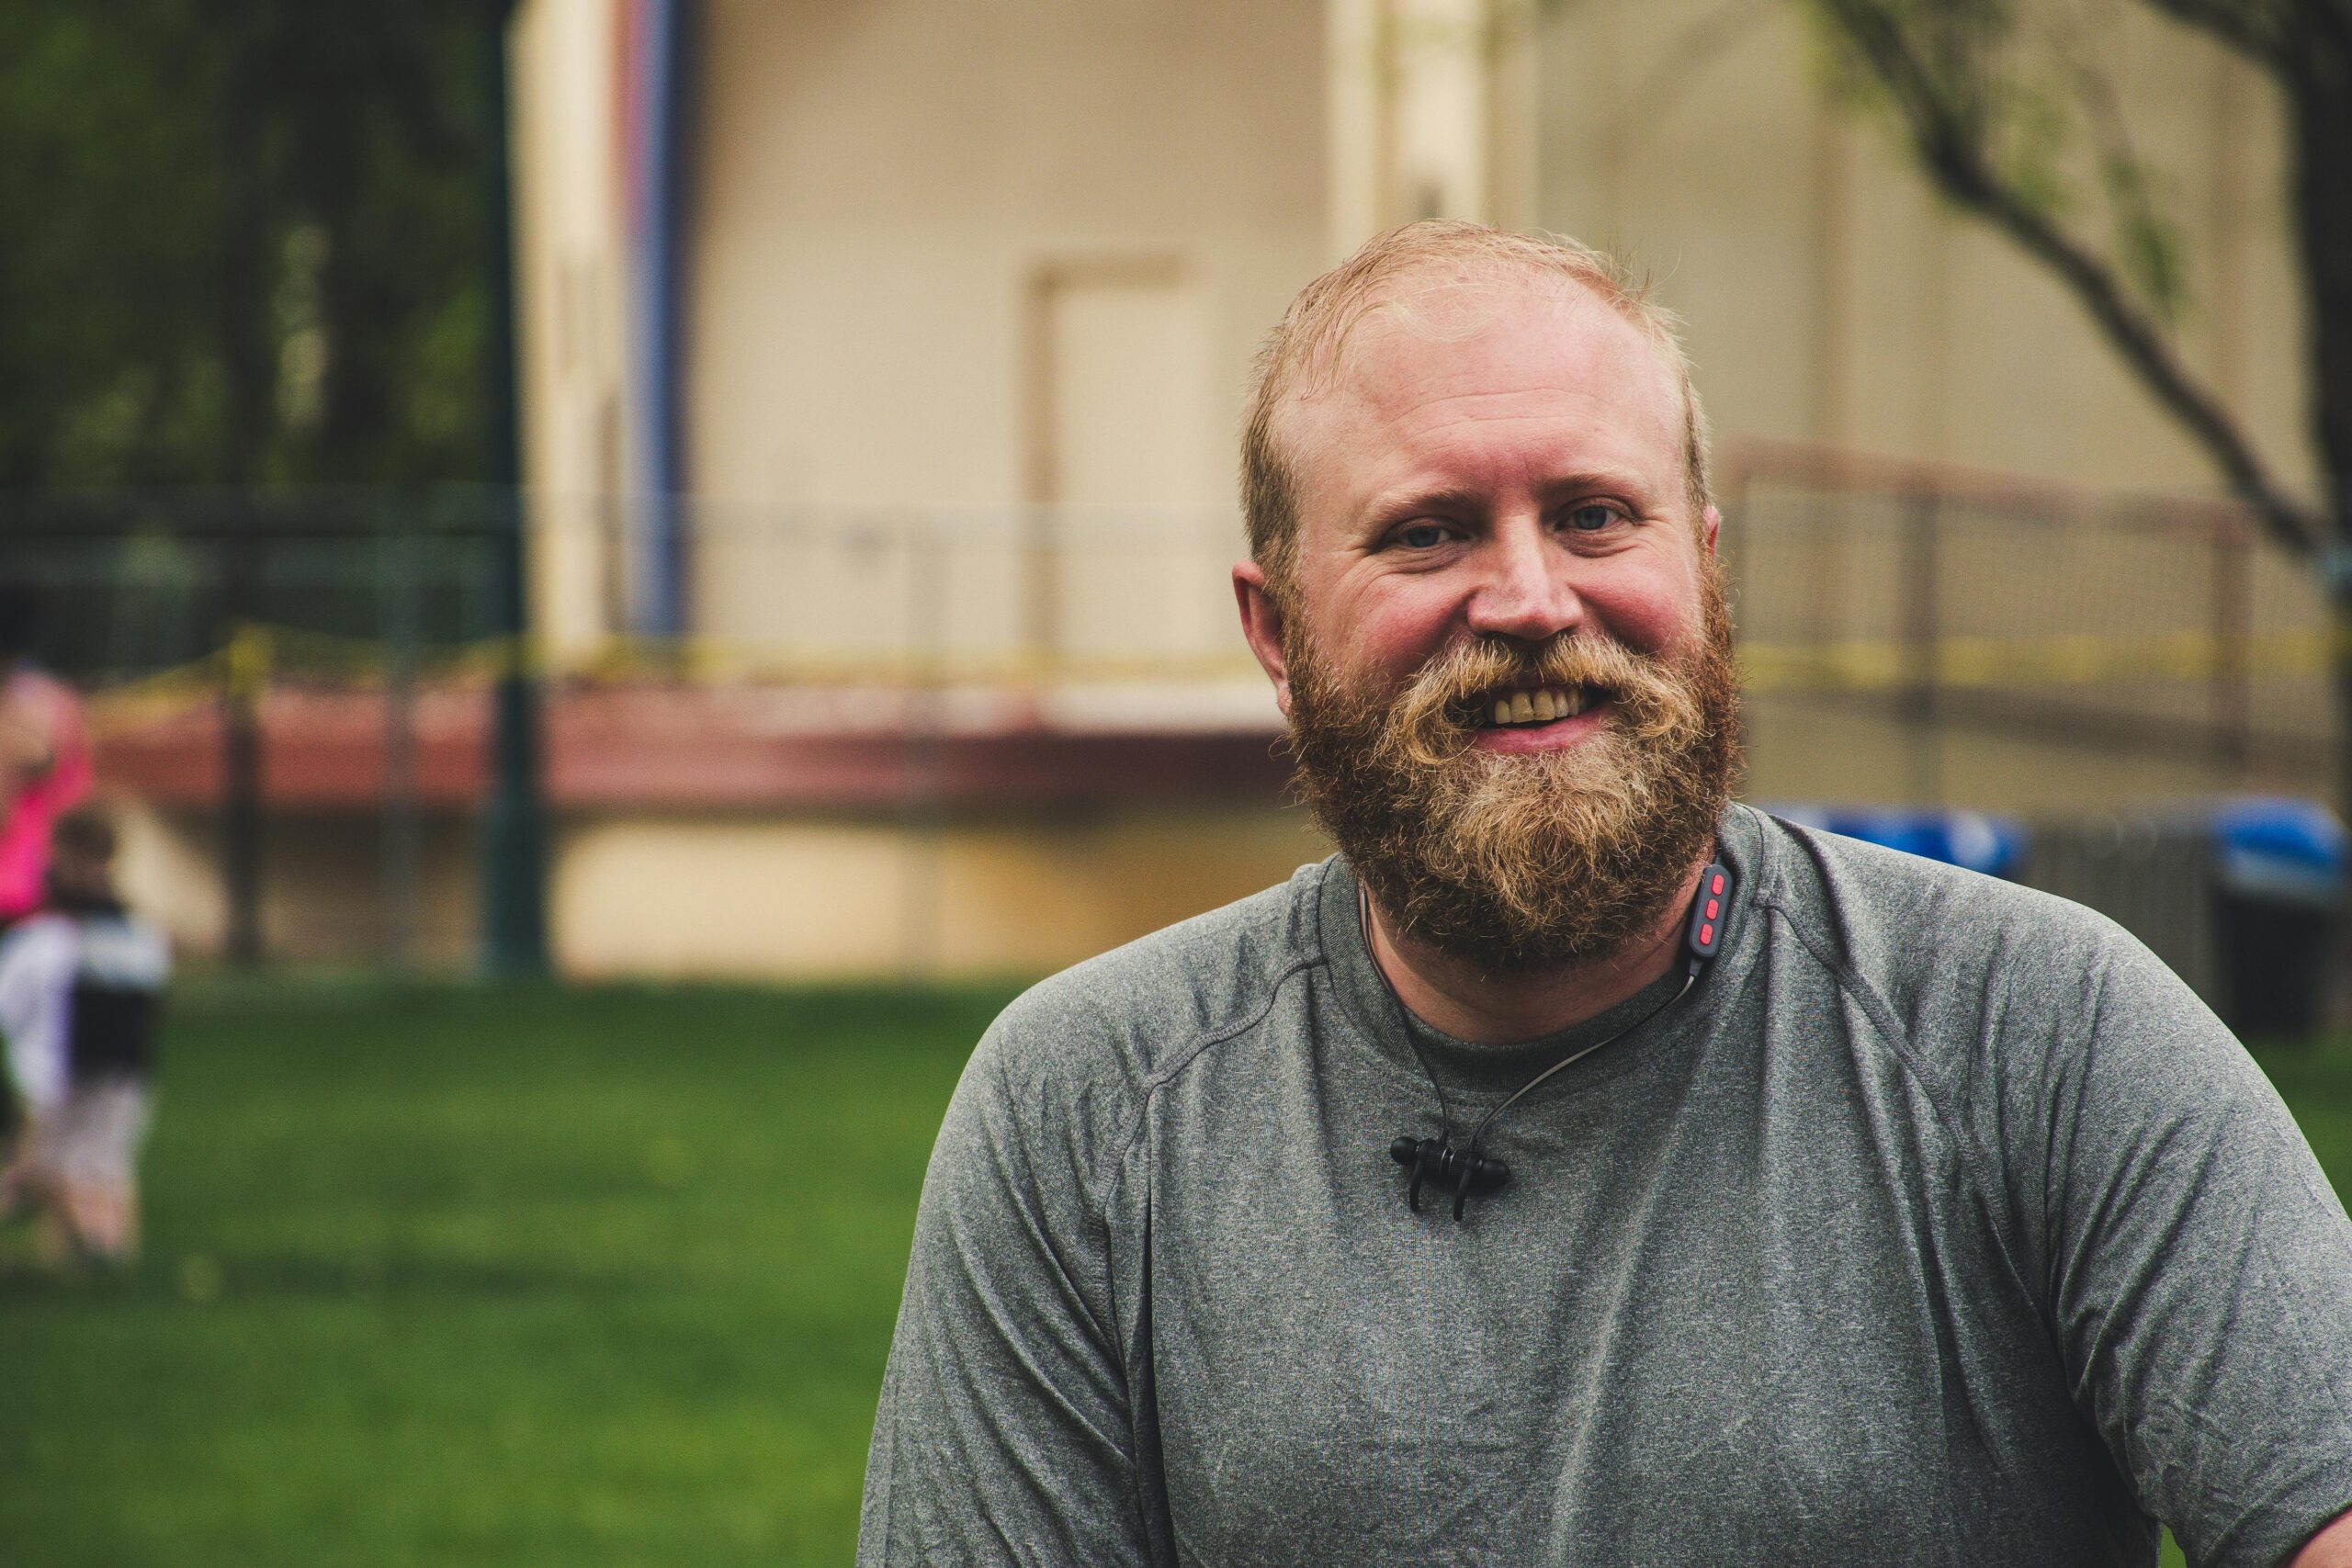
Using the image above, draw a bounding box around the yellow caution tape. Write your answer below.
[80,621,2345,738]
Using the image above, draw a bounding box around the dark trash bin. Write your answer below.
[2023,797,2345,1043]
[2208,799,2345,1041]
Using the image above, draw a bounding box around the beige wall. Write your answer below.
[684,0,1326,513]
[550,807,1332,979]
[668,0,1334,672]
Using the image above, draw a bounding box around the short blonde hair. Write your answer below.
[1241,220,1713,589]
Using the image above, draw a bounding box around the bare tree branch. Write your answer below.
[2314,0,2352,61]
[1816,0,2327,557]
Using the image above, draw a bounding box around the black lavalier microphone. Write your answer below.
[1374,859,1735,1221]
[1388,1134,1510,1215]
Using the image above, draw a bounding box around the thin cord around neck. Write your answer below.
[1360,878,1703,1173]
[1462,970,1693,1161]
[1358,882,1460,1140]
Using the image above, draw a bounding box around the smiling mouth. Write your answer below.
[1456,683,1611,729]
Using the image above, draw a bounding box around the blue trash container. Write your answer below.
[1768,806,2030,880]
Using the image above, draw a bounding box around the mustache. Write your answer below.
[1384,633,1701,769]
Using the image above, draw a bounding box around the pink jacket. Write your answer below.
[0,670,92,921]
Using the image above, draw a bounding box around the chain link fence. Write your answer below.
[1724,443,2332,773]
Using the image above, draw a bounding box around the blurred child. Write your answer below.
[0,582,92,1160]
[0,581,93,927]
[0,807,169,1266]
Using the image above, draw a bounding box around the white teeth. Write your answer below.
[1510,692,1535,725]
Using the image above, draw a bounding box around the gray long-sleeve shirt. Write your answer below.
[858,805,2352,1566]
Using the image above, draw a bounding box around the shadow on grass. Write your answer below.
[0,1248,663,1304]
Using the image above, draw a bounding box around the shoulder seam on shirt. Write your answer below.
[2046,957,2116,1323]
[1079,861,1337,1204]
[1755,886,2044,1313]
[1096,942,1321,1566]
[1087,947,1325,1307]
[1086,865,1332,1363]
[1101,950,1326,1201]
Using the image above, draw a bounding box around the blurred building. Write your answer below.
[106,0,2321,975]
[503,0,1341,976]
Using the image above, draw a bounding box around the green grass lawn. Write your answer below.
[0,978,2341,1566]
[0,978,1019,1568]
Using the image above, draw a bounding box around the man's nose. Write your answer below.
[1464,521,1584,643]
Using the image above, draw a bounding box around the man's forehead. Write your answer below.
[1282,270,1685,455]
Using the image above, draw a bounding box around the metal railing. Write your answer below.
[1723,440,2329,770]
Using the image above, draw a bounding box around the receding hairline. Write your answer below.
[1279,265,1689,443]
[1298,258,1666,389]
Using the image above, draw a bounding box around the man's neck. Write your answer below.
[1362,857,1709,1047]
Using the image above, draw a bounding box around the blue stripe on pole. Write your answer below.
[629,0,694,638]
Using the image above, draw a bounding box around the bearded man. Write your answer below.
[857,222,2352,1568]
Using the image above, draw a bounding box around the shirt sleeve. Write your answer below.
[2037,941,2352,1568]
[857,1020,1153,1567]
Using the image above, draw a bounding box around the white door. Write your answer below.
[1032,264,1220,666]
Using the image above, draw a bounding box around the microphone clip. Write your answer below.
[1389,1134,1510,1220]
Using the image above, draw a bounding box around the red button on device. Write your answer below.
[1698,922,1714,945]
[1705,898,1719,919]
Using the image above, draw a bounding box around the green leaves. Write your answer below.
[0,0,498,488]
[2103,152,2191,323]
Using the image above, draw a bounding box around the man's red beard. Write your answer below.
[1283,566,1743,971]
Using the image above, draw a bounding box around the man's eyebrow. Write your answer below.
[1355,469,1660,529]
[1356,485,1487,527]
[1532,468,1658,502]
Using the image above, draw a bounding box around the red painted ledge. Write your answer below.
[95,685,1295,812]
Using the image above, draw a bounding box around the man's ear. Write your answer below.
[1233,560,1294,716]
[1702,503,1722,557]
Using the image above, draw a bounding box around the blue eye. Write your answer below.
[1566,502,1623,532]
[1396,524,1450,549]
